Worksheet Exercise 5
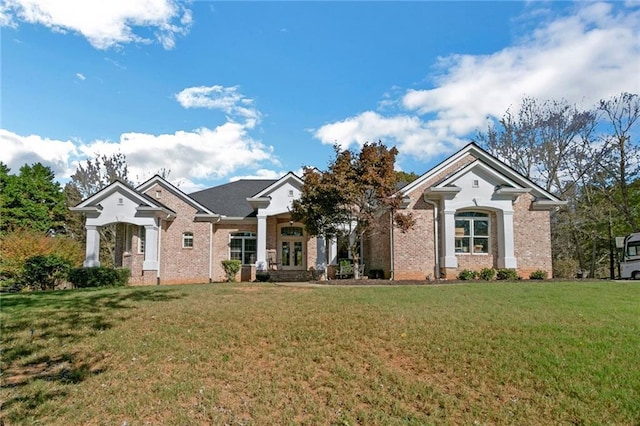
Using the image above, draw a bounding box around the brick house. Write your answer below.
[71,143,563,284]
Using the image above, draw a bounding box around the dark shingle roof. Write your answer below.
[189,179,276,217]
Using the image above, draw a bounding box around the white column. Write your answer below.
[442,209,458,268]
[329,237,338,264]
[316,236,327,271]
[256,214,267,271]
[84,225,101,267]
[498,210,517,268]
[143,224,159,270]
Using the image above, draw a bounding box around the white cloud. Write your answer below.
[315,2,640,159]
[175,85,262,129]
[0,129,78,177]
[229,169,288,182]
[0,124,279,188]
[0,0,192,49]
[76,72,85,80]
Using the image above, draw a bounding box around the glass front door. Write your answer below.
[280,241,304,269]
[279,225,305,270]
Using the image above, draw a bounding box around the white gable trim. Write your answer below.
[399,143,564,203]
[436,160,526,190]
[71,180,166,211]
[251,172,303,198]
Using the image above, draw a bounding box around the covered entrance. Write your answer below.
[278,224,305,270]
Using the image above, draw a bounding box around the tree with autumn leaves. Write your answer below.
[292,141,414,279]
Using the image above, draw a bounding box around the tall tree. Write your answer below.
[591,92,640,232]
[0,162,67,234]
[476,93,639,278]
[292,142,414,279]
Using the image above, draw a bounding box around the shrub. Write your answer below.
[21,254,72,291]
[478,268,496,281]
[68,267,130,288]
[529,270,548,280]
[458,269,477,280]
[0,229,83,282]
[221,260,242,282]
[496,268,519,280]
[369,269,384,279]
[255,272,270,282]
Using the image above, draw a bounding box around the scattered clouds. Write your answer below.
[315,2,640,159]
[0,0,192,49]
[229,169,288,182]
[0,124,279,192]
[0,129,79,178]
[75,72,85,81]
[175,85,262,129]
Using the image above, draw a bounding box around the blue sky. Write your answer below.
[1,1,639,192]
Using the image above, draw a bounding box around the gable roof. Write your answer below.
[399,142,564,203]
[189,179,276,218]
[137,175,216,215]
[70,179,175,216]
[251,172,303,198]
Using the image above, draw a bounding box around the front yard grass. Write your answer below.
[1,281,639,425]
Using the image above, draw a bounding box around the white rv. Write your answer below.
[620,233,640,280]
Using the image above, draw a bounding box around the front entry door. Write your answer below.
[279,225,305,270]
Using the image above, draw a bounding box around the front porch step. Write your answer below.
[266,270,315,282]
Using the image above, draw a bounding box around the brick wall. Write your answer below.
[145,184,212,285]
[392,198,437,280]
[212,223,257,282]
[513,193,553,279]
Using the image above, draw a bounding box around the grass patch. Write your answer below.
[1,282,639,424]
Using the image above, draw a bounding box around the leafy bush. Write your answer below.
[458,269,477,280]
[68,267,130,288]
[21,254,72,291]
[529,270,548,280]
[369,269,384,279]
[496,268,519,280]
[255,272,270,282]
[478,268,496,281]
[221,260,242,282]
[0,229,83,282]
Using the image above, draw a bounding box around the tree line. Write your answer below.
[475,92,639,278]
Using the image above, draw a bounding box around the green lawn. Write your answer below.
[1,281,639,425]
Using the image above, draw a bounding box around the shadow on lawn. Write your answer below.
[0,287,185,417]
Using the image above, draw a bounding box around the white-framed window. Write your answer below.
[138,226,145,254]
[182,232,194,248]
[230,232,257,265]
[125,224,132,253]
[455,212,489,254]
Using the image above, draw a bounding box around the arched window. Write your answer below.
[182,232,194,248]
[230,232,257,265]
[455,212,489,254]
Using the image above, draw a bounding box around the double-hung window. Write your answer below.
[455,212,489,254]
[182,232,194,248]
[230,232,257,265]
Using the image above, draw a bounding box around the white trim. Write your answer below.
[398,143,563,203]
[251,172,303,198]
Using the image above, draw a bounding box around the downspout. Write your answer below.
[156,218,162,285]
[209,221,213,283]
[423,198,440,279]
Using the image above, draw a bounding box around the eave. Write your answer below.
[531,200,567,211]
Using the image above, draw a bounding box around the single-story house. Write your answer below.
[71,143,564,284]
